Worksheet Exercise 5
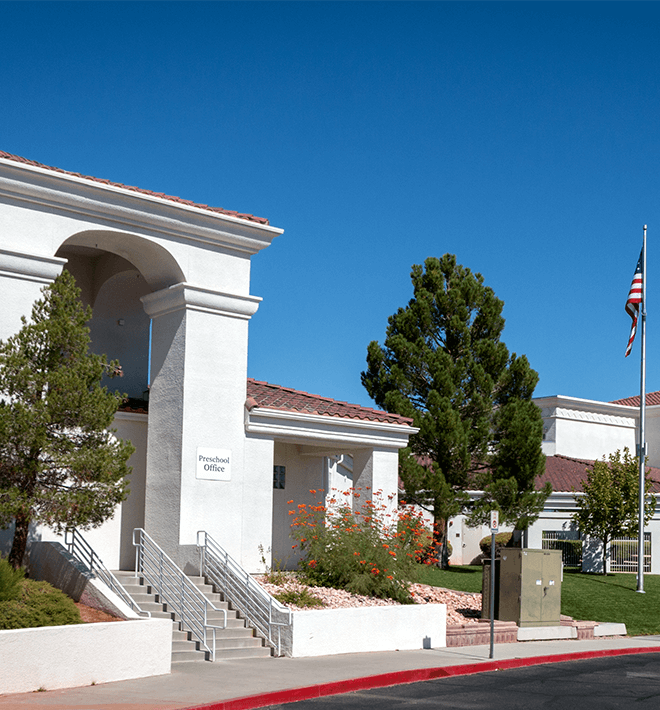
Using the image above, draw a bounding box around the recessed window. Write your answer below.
[273,465,286,489]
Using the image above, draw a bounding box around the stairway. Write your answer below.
[113,571,271,663]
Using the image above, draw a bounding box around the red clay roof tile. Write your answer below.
[246,378,414,426]
[538,454,660,493]
[0,151,269,225]
[610,390,660,407]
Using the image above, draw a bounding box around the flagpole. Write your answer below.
[637,224,647,593]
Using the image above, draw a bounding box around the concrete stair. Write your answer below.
[113,571,271,663]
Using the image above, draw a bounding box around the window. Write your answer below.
[273,465,286,489]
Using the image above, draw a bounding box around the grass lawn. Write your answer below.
[415,564,660,636]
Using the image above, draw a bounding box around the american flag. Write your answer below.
[625,249,643,357]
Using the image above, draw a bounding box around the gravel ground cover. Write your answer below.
[255,576,482,625]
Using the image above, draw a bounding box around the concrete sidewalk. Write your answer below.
[1,636,660,710]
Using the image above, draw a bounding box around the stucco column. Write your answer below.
[352,448,399,513]
[141,283,262,567]
[0,249,67,338]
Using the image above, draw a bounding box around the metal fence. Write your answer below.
[542,530,582,568]
[608,533,651,573]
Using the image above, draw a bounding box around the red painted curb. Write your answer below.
[182,646,660,710]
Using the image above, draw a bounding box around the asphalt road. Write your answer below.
[264,654,660,710]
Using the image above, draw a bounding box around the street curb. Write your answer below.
[183,646,660,710]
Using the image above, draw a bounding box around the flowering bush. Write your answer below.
[415,521,452,565]
[288,488,430,603]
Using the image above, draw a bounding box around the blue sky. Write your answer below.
[2,1,659,408]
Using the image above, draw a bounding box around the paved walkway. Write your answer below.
[1,636,660,710]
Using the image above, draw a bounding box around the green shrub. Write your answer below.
[289,489,429,603]
[0,579,81,629]
[274,587,324,608]
[479,532,514,557]
[0,557,25,602]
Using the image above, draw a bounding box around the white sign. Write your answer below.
[196,447,231,481]
[490,510,499,532]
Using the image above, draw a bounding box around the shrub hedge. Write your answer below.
[479,532,514,557]
[0,578,81,630]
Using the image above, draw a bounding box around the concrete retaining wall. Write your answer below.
[28,541,140,620]
[0,618,172,694]
[287,604,446,657]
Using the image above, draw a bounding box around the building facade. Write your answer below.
[0,152,415,573]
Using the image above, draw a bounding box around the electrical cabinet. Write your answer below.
[497,549,562,627]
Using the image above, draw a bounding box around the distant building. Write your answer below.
[448,393,660,573]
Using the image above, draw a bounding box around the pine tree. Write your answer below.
[362,255,548,566]
[0,271,134,568]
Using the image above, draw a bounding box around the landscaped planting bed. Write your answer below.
[256,575,482,625]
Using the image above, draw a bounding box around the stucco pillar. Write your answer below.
[352,448,399,513]
[0,249,66,338]
[141,283,262,567]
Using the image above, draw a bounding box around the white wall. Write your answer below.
[537,396,637,461]
[0,619,172,694]
[288,604,446,656]
[88,269,152,399]
[270,442,326,569]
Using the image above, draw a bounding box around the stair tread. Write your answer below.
[111,569,275,663]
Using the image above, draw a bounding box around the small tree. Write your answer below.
[573,448,656,574]
[362,255,548,567]
[0,271,134,568]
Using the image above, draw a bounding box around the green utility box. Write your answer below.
[496,549,562,627]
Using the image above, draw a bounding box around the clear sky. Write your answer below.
[2,1,659,409]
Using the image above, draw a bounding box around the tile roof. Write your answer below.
[610,390,660,407]
[0,151,269,225]
[246,379,414,426]
[538,454,660,494]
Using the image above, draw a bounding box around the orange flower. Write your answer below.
[287,500,293,504]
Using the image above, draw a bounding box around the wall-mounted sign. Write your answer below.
[196,447,231,481]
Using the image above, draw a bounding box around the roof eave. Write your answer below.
[245,406,418,450]
[0,155,283,255]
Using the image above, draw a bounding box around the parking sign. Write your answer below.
[490,510,499,532]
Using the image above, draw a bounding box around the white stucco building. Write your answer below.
[448,392,660,573]
[0,151,416,574]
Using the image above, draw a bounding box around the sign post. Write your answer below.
[489,510,499,659]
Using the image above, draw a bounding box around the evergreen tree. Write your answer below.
[573,448,656,574]
[362,255,548,566]
[0,271,134,568]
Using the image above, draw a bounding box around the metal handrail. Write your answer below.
[64,529,151,618]
[133,528,226,661]
[196,530,292,656]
